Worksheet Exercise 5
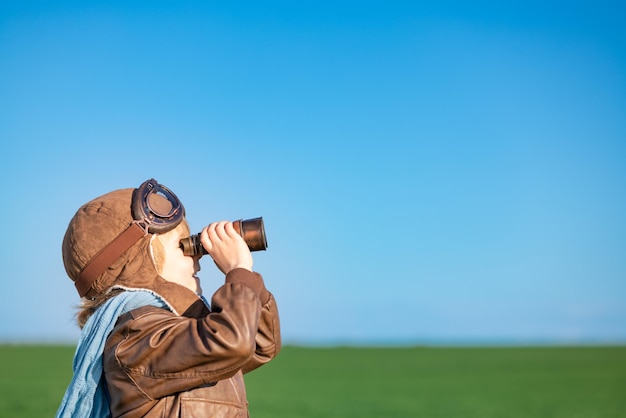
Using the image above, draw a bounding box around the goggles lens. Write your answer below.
[132,178,185,233]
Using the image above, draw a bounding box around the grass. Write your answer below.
[245,346,626,418]
[0,345,75,418]
[1,345,625,417]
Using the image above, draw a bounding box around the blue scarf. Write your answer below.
[55,290,169,418]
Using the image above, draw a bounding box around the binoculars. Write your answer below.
[179,217,268,257]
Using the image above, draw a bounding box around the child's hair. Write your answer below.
[76,219,191,328]
[76,289,124,328]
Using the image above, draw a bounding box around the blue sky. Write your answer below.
[1,1,625,345]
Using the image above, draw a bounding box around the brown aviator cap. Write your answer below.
[61,182,209,316]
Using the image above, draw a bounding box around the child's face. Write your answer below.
[157,227,202,295]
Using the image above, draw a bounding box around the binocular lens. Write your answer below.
[179,217,268,257]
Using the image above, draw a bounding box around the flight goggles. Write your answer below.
[75,178,185,297]
[131,178,185,233]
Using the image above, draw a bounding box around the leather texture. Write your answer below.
[104,268,281,418]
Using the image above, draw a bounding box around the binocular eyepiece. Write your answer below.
[179,217,268,257]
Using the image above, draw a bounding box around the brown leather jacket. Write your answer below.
[102,268,281,417]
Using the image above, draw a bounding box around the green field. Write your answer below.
[1,345,624,417]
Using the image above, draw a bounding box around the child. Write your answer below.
[56,179,281,417]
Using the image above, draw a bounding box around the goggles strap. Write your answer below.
[75,222,147,297]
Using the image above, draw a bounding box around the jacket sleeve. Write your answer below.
[105,268,280,400]
[220,268,282,374]
[242,291,281,374]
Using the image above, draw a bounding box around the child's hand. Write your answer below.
[199,221,253,274]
